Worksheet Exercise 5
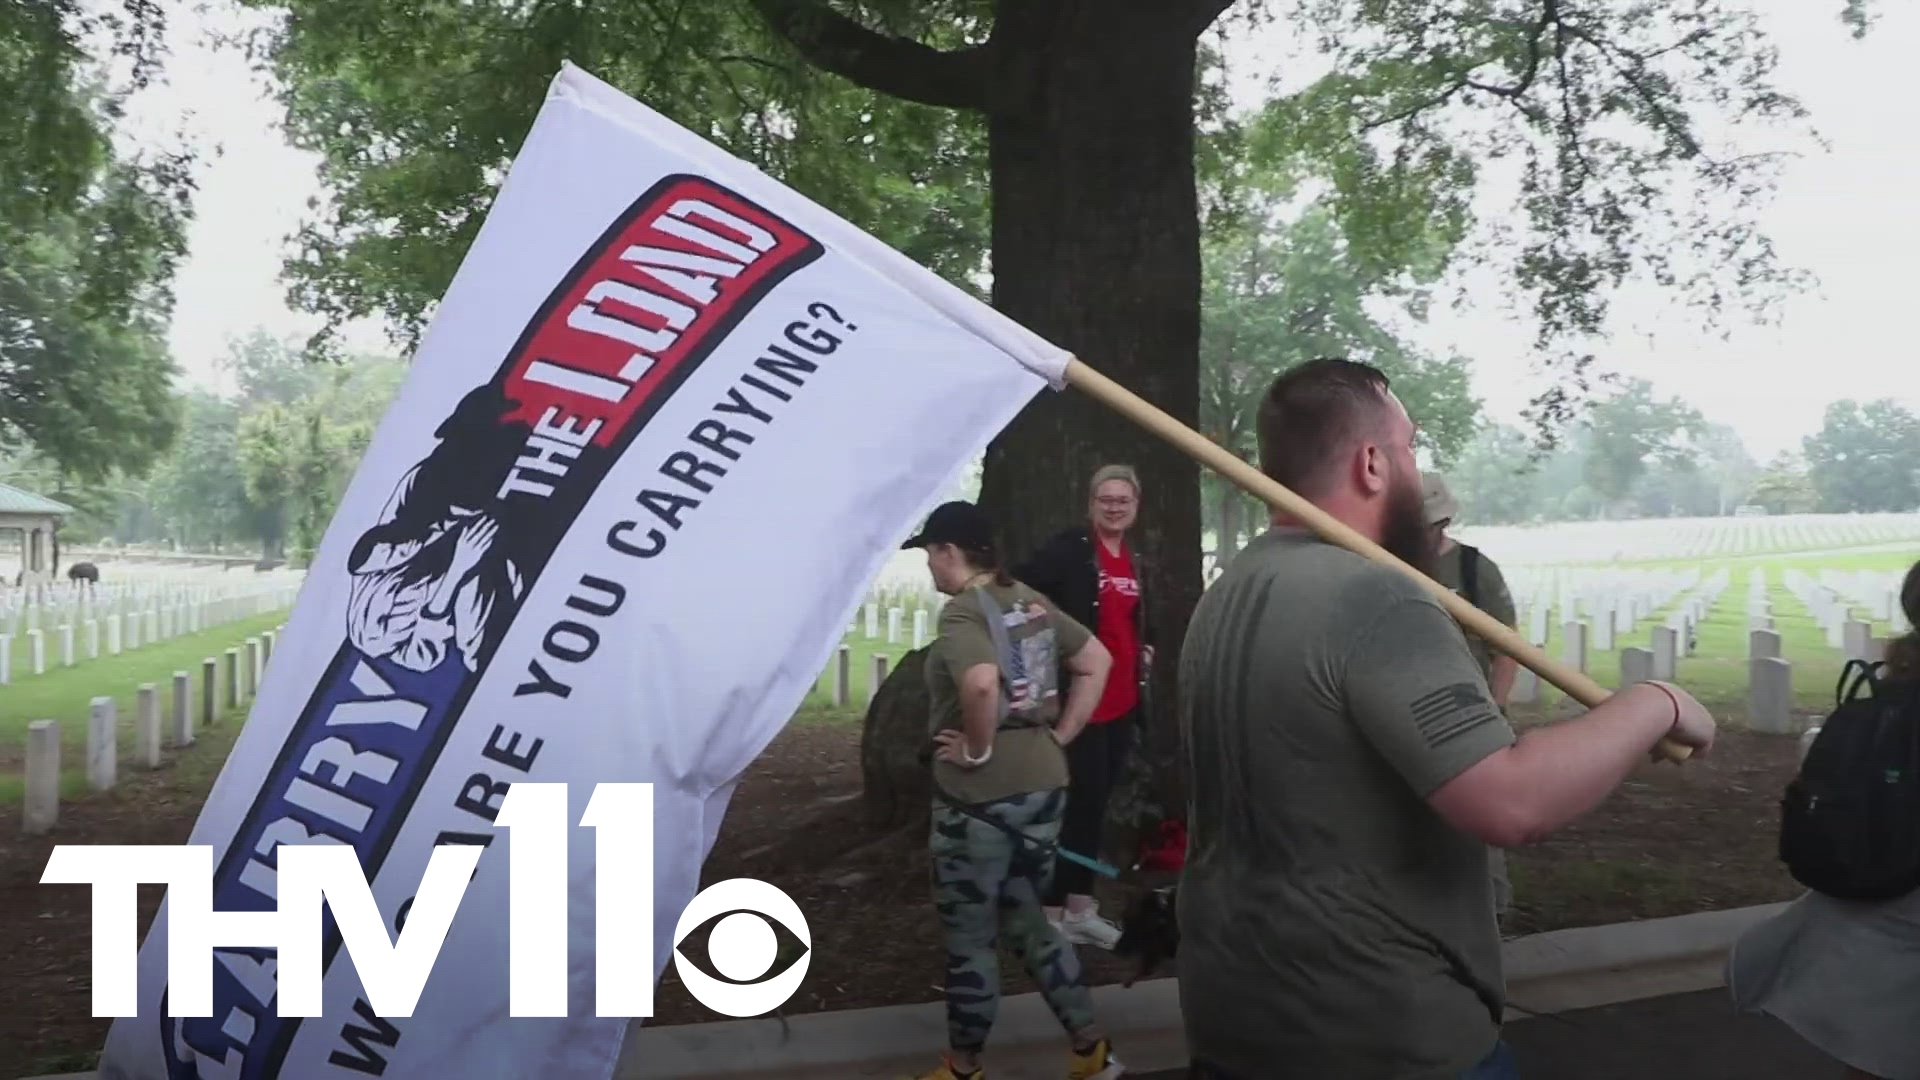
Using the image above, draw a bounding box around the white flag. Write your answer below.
[100,61,1068,1080]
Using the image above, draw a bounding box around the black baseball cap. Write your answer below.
[901,500,996,551]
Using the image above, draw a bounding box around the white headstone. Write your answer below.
[0,634,9,685]
[864,603,879,638]
[1749,657,1793,736]
[246,638,262,699]
[1843,620,1875,663]
[171,671,193,748]
[1750,629,1783,661]
[1650,626,1678,681]
[23,720,59,835]
[87,696,117,791]
[28,628,44,675]
[1562,621,1588,674]
[136,684,162,769]
[1593,612,1615,653]
[912,609,929,650]
[887,607,903,644]
[58,624,73,667]
[1620,647,1654,687]
[833,646,850,707]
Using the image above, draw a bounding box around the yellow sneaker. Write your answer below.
[1067,1037,1125,1079]
[907,1053,984,1080]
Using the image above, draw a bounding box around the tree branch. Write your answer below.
[1466,0,1557,99]
[748,0,993,110]
[1360,0,1560,132]
[1559,21,1709,162]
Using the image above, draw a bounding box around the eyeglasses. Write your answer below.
[1095,496,1136,508]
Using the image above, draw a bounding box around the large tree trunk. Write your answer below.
[859,647,933,830]
[977,9,1204,815]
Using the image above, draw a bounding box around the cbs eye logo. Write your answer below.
[671,878,811,1016]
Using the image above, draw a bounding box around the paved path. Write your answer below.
[1132,989,1834,1079]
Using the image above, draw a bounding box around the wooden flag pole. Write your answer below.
[1062,357,1693,764]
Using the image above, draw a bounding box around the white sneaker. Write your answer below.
[1056,907,1123,950]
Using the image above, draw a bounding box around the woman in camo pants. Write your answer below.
[900,500,1127,1080]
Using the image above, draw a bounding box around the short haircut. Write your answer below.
[1090,464,1140,499]
[1256,358,1394,498]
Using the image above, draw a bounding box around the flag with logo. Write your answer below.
[99,62,1069,1080]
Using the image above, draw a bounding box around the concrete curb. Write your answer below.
[1505,901,1789,983]
[612,900,1794,1078]
[23,902,1796,1080]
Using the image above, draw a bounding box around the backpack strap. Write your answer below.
[971,585,1045,731]
[1459,544,1481,609]
[1838,658,1886,706]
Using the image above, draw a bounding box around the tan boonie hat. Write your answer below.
[1422,473,1459,526]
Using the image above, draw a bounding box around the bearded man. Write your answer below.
[1175,358,1715,1079]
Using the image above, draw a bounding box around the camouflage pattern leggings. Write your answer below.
[930,787,1097,1053]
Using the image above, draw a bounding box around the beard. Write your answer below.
[1381,466,1435,579]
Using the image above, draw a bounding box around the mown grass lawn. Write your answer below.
[0,610,289,802]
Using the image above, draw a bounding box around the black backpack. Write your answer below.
[1778,659,1920,901]
[1458,543,1481,608]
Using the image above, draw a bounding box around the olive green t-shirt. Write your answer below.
[1430,541,1518,686]
[926,581,1093,805]
[1177,528,1517,1079]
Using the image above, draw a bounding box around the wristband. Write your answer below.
[961,742,992,767]
[1646,680,1682,732]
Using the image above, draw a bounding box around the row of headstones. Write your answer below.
[1,580,300,637]
[0,587,298,685]
[1780,569,1909,646]
[824,645,892,709]
[1510,581,1727,705]
[858,603,933,651]
[20,626,286,835]
[1747,566,1892,663]
[2,574,270,616]
[1809,568,1910,634]
[1512,570,1718,655]
[31,577,297,619]
[1516,624,1803,733]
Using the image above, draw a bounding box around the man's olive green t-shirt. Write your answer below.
[1177,529,1517,1079]
[1431,541,1518,685]
[926,581,1093,805]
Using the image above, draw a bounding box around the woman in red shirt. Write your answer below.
[1014,464,1154,949]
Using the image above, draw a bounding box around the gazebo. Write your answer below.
[0,481,74,584]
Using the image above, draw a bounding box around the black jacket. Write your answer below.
[1013,525,1155,679]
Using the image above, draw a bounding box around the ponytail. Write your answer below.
[957,541,1011,588]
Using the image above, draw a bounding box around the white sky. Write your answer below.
[119,0,1920,458]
